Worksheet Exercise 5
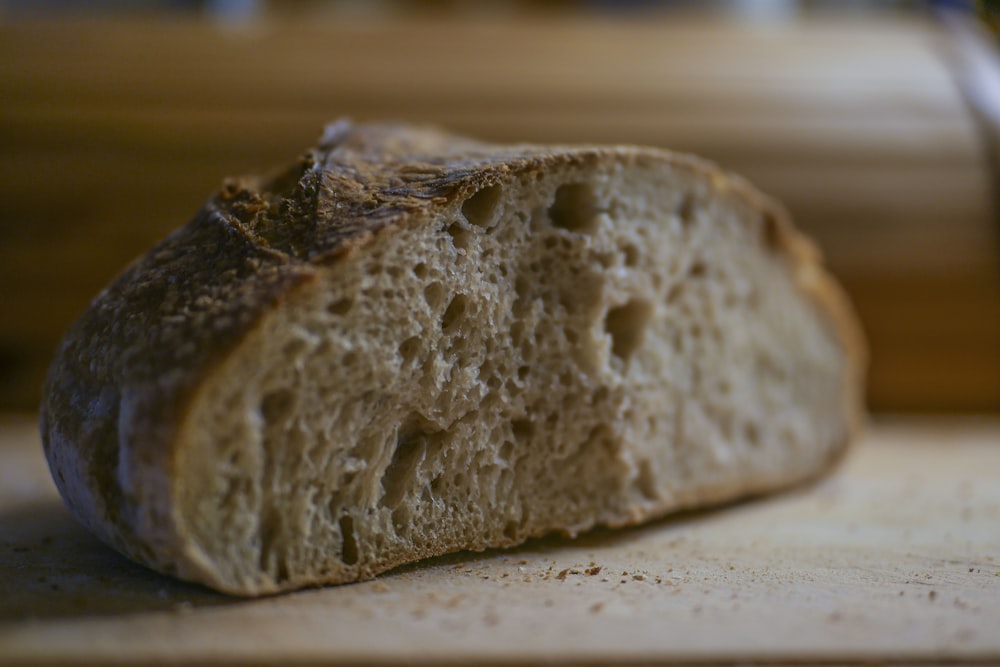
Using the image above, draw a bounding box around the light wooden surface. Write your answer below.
[1,414,998,665]
[0,15,997,412]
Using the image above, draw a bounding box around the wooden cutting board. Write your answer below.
[1,415,998,665]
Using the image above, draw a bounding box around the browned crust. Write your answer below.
[39,120,865,592]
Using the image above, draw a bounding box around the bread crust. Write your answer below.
[40,120,865,588]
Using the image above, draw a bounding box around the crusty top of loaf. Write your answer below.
[225,120,610,261]
[39,120,861,573]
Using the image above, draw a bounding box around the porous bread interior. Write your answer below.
[174,156,849,595]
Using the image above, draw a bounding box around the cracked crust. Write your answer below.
[39,120,865,589]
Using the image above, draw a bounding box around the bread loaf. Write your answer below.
[40,121,865,596]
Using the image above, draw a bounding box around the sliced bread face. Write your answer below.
[41,123,864,596]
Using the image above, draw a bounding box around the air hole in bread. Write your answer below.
[260,388,295,424]
[510,320,526,346]
[502,521,518,540]
[391,504,411,536]
[399,336,420,365]
[441,294,467,332]
[499,439,515,463]
[511,418,533,441]
[382,433,423,509]
[462,184,501,228]
[636,460,658,501]
[604,299,652,362]
[327,298,353,316]
[392,416,444,506]
[423,282,445,310]
[549,183,598,233]
[446,222,470,250]
[676,192,697,226]
[339,516,359,566]
[258,508,280,574]
[688,261,707,279]
[621,244,640,267]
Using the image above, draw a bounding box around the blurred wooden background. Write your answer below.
[0,11,997,412]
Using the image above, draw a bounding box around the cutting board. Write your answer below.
[1,415,999,665]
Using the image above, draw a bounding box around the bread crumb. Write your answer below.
[556,568,581,580]
[585,566,602,576]
[589,602,604,614]
[632,574,645,581]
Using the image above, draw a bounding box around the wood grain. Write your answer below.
[1,413,998,664]
[0,15,997,411]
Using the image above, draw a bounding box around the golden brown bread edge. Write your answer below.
[39,121,866,591]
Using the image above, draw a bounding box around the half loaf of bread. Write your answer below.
[40,121,864,595]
